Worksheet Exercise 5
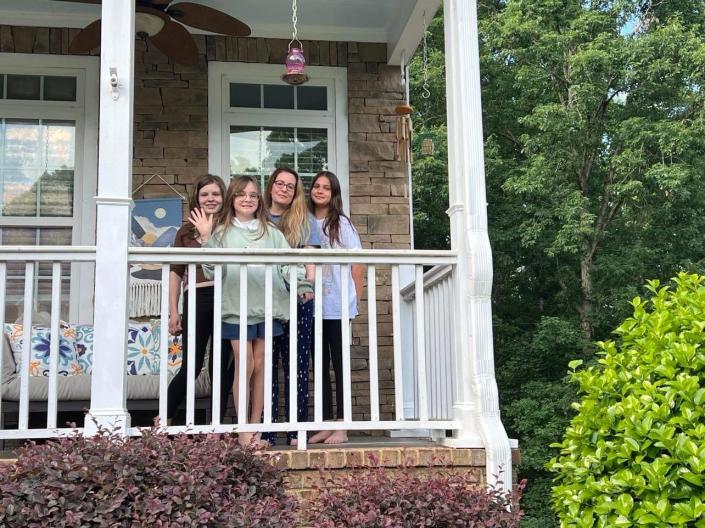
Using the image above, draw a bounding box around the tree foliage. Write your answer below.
[410,1,705,525]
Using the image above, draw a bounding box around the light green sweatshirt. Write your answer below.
[202,223,313,325]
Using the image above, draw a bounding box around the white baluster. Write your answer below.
[212,264,223,426]
[341,264,351,422]
[185,264,197,426]
[0,262,5,425]
[19,262,34,431]
[391,265,404,420]
[289,266,298,426]
[46,263,62,429]
[313,265,323,423]
[367,265,379,422]
[158,264,169,425]
[238,265,248,425]
[415,266,428,422]
[263,265,273,424]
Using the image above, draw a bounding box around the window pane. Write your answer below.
[3,119,42,169]
[297,86,327,110]
[6,75,40,100]
[2,169,39,216]
[262,127,295,174]
[1,227,72,323]
[1,119,76,217]
[43,76,77,102]
[297,128,328,177]
[229,126,262,177]
[263,85,294,109]
[229,83,261,108]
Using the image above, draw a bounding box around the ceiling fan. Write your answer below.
[52,0,252,65]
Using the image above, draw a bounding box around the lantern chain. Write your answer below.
[289,0,302,49]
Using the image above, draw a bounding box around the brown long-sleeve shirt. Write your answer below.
[170,224,209,286]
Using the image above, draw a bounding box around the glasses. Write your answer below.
[273,180,296,192]
[234,192,259,201]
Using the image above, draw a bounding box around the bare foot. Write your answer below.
[324,430,348,444]
[308,430,333,444]
[238,432,254,447]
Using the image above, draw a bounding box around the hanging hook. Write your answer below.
[421,11,431,99]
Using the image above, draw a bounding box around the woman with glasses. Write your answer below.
[262,168,320,446]
[192,175,312,447]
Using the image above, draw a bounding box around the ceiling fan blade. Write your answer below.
[50,0,101,4]
[143,0,174,6]
[167,2,251,36]
[149,20,199,65]
[69,19,102,53]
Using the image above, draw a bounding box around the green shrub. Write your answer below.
[0,427,299,527]
[548,273,705,527]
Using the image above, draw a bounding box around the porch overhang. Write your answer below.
[0,0,441,65]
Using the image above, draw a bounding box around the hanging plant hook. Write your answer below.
[422,11,431,99]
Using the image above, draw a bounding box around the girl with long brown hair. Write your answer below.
[307,171,364,444]
[192,175,312,447]
[167,174,233,425]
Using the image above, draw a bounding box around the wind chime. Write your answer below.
[282,0,309,85]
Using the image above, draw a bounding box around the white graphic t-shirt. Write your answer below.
[314,216,361,319]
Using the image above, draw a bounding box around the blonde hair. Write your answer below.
[213,175,269,242]
[264,168,311,248]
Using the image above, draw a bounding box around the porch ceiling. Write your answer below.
[0,0,441,64]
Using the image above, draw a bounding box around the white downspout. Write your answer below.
[441,0,513,489]
[85,0,135,435]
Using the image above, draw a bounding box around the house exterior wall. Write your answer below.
[0,26,410,425]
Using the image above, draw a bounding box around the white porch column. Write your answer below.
[85,0,135,435]
[442,0,513,488]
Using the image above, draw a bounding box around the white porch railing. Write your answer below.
[0,246,461,449]
[400,264,455,425]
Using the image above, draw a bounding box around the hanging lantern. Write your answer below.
[420,135,435,156]
[282,0,309,85]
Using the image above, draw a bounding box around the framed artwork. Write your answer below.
[129,197,183,317]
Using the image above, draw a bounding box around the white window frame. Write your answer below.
[208,62,350,211]
[0,53,99,323]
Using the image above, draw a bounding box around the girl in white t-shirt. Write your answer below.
[307,171,364,444]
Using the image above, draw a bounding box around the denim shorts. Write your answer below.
[222,320,284,341]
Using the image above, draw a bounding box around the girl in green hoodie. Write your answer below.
[193,175,311,447]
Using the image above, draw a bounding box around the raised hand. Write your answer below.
[188,207,214,241]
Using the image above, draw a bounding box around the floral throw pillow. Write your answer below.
[72,324,95,375]
[127,323,158,375]
[4,323,81,376]
[150,321,183,377]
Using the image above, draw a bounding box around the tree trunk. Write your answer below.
[578,254,593,341]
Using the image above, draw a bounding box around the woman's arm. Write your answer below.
[168,270,183,335]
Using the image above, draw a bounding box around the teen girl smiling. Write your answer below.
[193,175,312,447]
[307,171,364,445]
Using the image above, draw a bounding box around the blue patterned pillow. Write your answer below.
[4,323,81,376]
[72,324,94,375]
[150,321,183,377]
[127,323,158,375]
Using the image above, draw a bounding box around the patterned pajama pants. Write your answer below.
[262,299,314,444]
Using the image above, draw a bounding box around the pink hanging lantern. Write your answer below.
[282,0,309,85]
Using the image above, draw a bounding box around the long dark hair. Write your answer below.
[213,175,269,241]
[307,171,350,246]
[187,174,226,238]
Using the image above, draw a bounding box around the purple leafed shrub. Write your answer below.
[0,427,299,527]
[307,460,524,528]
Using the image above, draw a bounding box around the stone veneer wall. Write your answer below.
[0,26,411,425]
